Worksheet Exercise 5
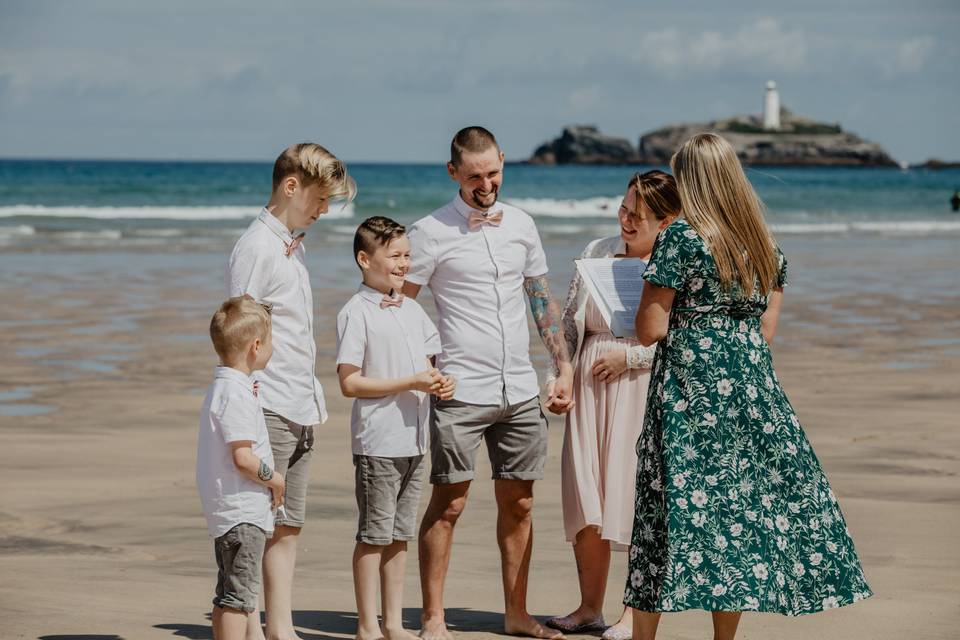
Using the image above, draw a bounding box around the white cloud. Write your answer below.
[633,18,807,74]
[892,36,936,74]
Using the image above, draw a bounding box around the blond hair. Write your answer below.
[671,133,779,297]
[209,296,271,362]
[272,143,357,201]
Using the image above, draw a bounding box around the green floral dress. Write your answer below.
[623,220,872,616]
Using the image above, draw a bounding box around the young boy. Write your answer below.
[228,143,355,639]
[336,216,456,640]
[197,296,286,640]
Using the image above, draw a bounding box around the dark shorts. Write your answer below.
[213,523,266,613]
[429,392,548,484]
[263,409,315,528]
[354,454,424,545]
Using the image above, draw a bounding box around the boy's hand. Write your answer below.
[437,375,456,400]
[412,368,444,394]
[266,472,285,511]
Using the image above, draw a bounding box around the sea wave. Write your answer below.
[505,197,621,218]
[0,203,356,221]
[770,221,960,235]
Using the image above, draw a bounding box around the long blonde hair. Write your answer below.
[671,133,779,297]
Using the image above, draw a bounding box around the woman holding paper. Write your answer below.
[545,170,680,639]
[625,134,871,640]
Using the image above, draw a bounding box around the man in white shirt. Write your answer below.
[402,127,574,640]
[228,143,355,640]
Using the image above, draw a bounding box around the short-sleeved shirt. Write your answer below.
[642,219,788,319]
[336,284,442,456]
[196,366,275,538]
[406,194,549,406]
[228,209,327,426]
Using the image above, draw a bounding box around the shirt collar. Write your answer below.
[257,208,297,243]
[214,365,255,391]
[452,192,501,221]
[357,283,401,306]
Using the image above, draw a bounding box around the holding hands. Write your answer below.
[413,367,457,400]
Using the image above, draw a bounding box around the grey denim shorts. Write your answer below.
[263,409,315,528]
[429,393,548,484]
[213,523,266,613]
[354,454,424,545]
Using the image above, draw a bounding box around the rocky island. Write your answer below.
[528,82,898,167]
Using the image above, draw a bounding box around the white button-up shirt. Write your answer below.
[196,366,275,538]
[406,195,549,406]
[336,284,442,456]
[228,209,327,426]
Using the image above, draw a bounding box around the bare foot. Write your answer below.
[419,617,452,640]
[505,614,565,639]
[544,609,605,632]
[383,627,421,640]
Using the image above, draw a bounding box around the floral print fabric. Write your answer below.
[623,220,872,616]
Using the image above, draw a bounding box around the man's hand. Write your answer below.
[266,472,285,511]
[591,348,627,384]
[437,375,457,400]
[545,365,575,414]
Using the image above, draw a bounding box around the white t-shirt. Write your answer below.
[228,209,327,426]
[336,284,442,456]
[196,366,275,538]
[406,194,549,406]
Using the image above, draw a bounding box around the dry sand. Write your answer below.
[1,239,958,639]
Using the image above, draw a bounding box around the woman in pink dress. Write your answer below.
[546,171,680,640]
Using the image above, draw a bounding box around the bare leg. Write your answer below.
[381,540,418,640]
[263,524,303,640]
[354,542,386,640]
[549,527,610,627]
[631,610,660,640]
[495,479,561,639]
[246,607,266,640]
[711,612,742,640]
[214,606,250,640]
[418,481,470,640]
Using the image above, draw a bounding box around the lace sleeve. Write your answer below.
[545,255,585,383]
[626,343,657,370]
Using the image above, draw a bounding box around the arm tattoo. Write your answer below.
[257,460,273,482]
[523,275,571,371]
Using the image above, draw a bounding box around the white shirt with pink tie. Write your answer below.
[406,194,549,406]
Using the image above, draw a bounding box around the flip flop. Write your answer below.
[544,615,607,633]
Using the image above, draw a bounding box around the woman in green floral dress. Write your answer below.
[624,134,871,640]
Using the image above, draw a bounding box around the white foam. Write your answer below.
[0,203,356,221]
[770,221,960,235]
[505,197,621,218]
[0,224,36,237]
[54,230,124,240]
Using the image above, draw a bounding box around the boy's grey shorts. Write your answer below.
[354,454,424,545]
[263,409,315,528]
[213,523,266,613]
[429,393,548,484]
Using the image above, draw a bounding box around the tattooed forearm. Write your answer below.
[524,275,571,370]
[257,460,273,482]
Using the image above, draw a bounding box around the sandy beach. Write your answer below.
[2,234,958,640]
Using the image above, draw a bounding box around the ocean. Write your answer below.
[2,160,960,254]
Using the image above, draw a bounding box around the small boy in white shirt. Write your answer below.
[197,296,286,640]
[336,216,456,640]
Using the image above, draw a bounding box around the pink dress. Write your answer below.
[561,295,651,550]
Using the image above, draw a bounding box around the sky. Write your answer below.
[0,0,957,164]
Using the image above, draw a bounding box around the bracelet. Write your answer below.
[257,460,274,482]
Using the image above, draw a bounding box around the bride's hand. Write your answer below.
[591,349,627,383]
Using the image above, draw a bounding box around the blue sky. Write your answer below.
[1,0,957,163]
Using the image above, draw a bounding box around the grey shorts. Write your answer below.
[429,393,548,484]
[263,409,315,528]
[354,454,424,545]
[213,523,266,613]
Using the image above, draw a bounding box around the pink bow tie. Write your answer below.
[284,233,305,257]
[380,293,404,309]
[467,209,503,231]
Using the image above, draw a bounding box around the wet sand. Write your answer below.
[1,235,958,639]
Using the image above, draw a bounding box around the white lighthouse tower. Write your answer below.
[763,80,781,131]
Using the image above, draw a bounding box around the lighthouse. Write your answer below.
[763,80,780,131]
